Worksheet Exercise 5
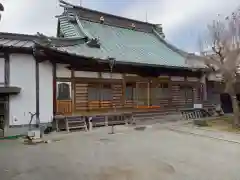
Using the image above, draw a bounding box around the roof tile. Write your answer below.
[58,17,189,68]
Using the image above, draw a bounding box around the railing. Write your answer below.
[180,108,212,120]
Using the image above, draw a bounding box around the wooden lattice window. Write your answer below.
[151,83,169,99]
[101,84,112,101]
[180,85,193,101]
[88,84,100,101]
[57,82,71,100]
[126,83,134,100]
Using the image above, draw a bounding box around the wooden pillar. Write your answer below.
[71,69,75,115]
[122,74,126,107]
[168,79,173,110]
[98,72,102,109]
[200,74,207,101]
[136,82,139,108]
[52,63,57,116]
[147,81,150,107]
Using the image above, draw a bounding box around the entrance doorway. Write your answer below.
[136,82,148,107]
[180,85,194,108]
[220,93,233,113]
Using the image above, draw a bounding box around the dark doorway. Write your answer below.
[220,93,233,113]
[180,85,194,108]
[0,95,7,137]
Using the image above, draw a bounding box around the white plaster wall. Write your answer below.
[208,73,223,82]
[9,54,36,125]
[74,71,98,78]
[171,76,184,81]
[39,61,53,123]
[0,58,5,84]
[56,64,71,78]
[101,73,123,79]
[187,77,199,82]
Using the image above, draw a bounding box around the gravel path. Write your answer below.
[1,125,240,180]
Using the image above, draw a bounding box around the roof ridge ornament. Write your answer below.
[100,16,104,24]
[86,38,100,48]
[131,23,136,29]
[153,24,165,38]
[59,0,74,9]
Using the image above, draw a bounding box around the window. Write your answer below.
[102,84,112,100]
[88,85,99,101]
[159,83,169,98]
[87,84,112,101]
[126,83,134,100]
[57,82,71,100]
[180,85,193,101]
[150,83,170,105]
[152,83,169,98]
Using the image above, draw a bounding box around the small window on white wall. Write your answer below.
[57,82,71,100]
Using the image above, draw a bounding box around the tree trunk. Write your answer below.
[230,94,240,127]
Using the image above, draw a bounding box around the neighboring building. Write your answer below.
[0,1,207,137]
[0,33,53,137]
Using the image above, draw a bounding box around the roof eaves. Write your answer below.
[0,32,38,41]
[39,43,204,72]
[152,28,188,57]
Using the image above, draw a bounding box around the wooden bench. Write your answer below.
[65,116,88,132]
[91,112,132,127]
[54,115,87,132]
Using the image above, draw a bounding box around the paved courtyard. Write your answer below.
[1,125,240,180]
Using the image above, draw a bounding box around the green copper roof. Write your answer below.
[58,13,189,68]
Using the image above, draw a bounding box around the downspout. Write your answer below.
[33,46,40,127]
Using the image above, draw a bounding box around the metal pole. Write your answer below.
[108,58,116,112]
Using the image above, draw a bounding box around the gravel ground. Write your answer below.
[1,125,240,180]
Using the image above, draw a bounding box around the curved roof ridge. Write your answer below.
[59,0,157,27]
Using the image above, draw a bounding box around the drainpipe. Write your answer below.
[33,46,40,127]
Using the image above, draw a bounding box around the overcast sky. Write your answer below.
[0,0,239,52]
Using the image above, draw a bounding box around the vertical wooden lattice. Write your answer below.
[112,83,123,108]
[75,83,88,111]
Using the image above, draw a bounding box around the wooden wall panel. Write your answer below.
[75,83,88,111]
[171,84,186,109]
[112,83,123,108]
[56,100,72,115]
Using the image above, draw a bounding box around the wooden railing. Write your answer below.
[56,100,72,115]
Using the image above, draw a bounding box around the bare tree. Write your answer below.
[0,3,4,21]
[191,11,240,126]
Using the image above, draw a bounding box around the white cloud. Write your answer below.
[121,0,240,38]
[0,0,239,51]
[0,0,104,35]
